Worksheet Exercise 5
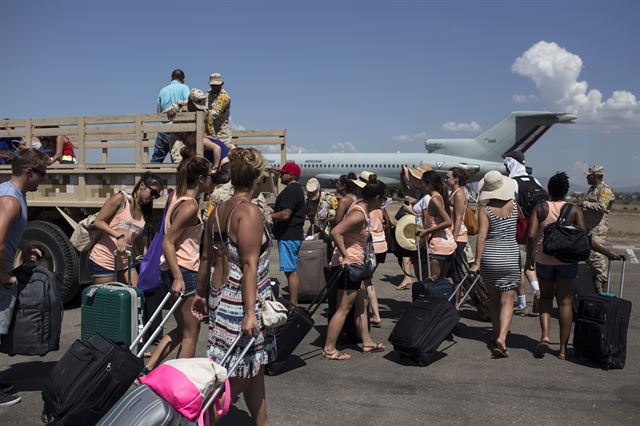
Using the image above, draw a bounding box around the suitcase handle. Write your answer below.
[307,267,345,316]
[606,257,626,298]
[454,273,481,311]
[129,290,195,356]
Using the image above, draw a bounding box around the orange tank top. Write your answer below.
[330,202,369,266]
[424,193,457,256]
[161,196,203,272]
[535,201,570,265]
[89,192,145,271]
[369,209,387,254]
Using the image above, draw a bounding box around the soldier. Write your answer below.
[577,165,615,293]
[206,73,232,147]
[165,88,215,163]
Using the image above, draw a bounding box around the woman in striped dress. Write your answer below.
[192,147,275,426]
[469,171,520,358]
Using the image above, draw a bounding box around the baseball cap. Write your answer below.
[209,73,224,85]
[276,162,301,177]
[188,89,208,111]
[587,165,604,175]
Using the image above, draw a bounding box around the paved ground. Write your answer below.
[1,249,639,425]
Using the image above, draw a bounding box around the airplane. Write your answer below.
[262,111,577,190]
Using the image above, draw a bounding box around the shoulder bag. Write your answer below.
[542,203,591,263]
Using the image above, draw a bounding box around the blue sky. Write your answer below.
[2,0,639,188]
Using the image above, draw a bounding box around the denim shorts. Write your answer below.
[88,259,128,278]
[536,262,578,281]
[160,267,198,295]
[278,240,302,273]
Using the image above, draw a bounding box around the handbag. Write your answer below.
[542,204,591,263]
[257,292,288,328]
[464,206,479,236]
[137,190,174,291]
[515,205,528,244]
[69,213,98,252]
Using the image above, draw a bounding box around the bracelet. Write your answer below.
[115,234,125,240]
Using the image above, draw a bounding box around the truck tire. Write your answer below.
[23,220,79,304]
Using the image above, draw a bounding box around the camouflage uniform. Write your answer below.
[583,176,615,292]
[166,89,210,163]
[206,88,232,147]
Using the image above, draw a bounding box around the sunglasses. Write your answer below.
[32,168,46,177]
[149,188,161,199]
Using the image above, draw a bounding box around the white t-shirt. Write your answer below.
[412,194,431,214]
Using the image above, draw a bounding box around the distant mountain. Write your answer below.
[615,185,640,194]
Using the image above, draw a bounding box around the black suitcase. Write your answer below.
[573,259,631,369]
[573,263,597,315]
[41,292,188,424]
[412,278,454,302]
[266,268,342,375]
[389,273,481,365]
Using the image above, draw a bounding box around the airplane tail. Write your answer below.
[474,111,576,161]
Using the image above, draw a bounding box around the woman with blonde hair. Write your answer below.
[146,148,211,370]
[469,171,520,358]
[192,147,275,426]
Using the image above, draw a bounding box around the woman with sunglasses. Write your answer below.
[146,148,212,370]
[88,172,164,284]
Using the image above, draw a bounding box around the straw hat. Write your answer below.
[351,170,377,189]
[477,170,515,202]
[395,215,420,251]
[408,164,433,180]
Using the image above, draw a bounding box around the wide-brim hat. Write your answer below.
[351,170,376,189]
[395,215,420,251]
[477,170,514,202]
[188,88,208,111]
[408,164,433,180]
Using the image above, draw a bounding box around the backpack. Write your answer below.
[70,213,98,252]
[542,204,591,263]
[514,175,549,218]
[0,263,63,356]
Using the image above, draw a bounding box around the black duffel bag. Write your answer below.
[542,203,591,263]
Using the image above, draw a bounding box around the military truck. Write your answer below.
[0,113,286,303]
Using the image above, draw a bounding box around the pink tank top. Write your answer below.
[369,209,387,254]
[89,193,145,271]
[330,203,368,266]
[449,187,468,243]
[424,194,457,256]
[535,201,570,266]
[161,196,203,272]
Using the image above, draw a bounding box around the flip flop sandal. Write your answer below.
[533,342,549,359]
[321,350,351,361]
[396,282,413,290]
[491,346,510,358]
[361,343,385,354]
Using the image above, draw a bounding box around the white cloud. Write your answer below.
[230,118,245,131]
[512,94,538,103]
[260,144,311,154]
[392,131,427,143]
[329,141,358,153]
[441,121,482,133]
[512,41,640,131]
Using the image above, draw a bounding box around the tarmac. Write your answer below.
[1,248,639,425]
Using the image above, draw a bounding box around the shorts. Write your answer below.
[278,240,302,273]
[160,267,198,295]
[429,253,453,262]
[329,266,363,291]
[375,252,387,264]
[88,258,128,278]
[536,262,578,281]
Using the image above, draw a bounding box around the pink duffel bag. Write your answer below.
[139,357,228,421]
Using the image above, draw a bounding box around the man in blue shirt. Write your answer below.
[151,69,190,163]
[0,148,49,406]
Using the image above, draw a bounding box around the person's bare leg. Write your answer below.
[212,376,250,423]
[364,280,381,324]
[92,274,116,285]
[175,294,200,359]
[355,289,383,351]
[496,289,515,351]
[488,286,500,342]
[146,302,183,370]
[397,257,414,288]
[555,277,575,359]
[323,289,358,355]
[243,367,270,426]
[286,271,299,305]
[538,279,554,344]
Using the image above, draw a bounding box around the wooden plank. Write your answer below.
[31,117,80,126]
[141,123,197,133]
[138,112,196,122]
[0,119,28,128]
[84,134,136,141]
[83,115,137,125]
[32,128,79,137]
[86,141,137,149]
[233,129,286,137]
[25,120,32,148]
[84,125,136,135]
[196,111,204,156]
[0,129,27,138]
[233,137,287,146]
[77,116,86,166]
[100,139,109,163]
[134,117,143,167]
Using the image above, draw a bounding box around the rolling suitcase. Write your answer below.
[42,291,188,425]
[411,237,454,302]
[389,272,481,365]
[573,258,631,369]
[266,268,343,376]
[81,250,145,347]
[97,334,257,426]
[297,237,328,302]
[573,263,597,315]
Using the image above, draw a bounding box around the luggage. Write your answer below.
[41,292,187,425]
[573,258,631,369]
[97,334,256,426]
[297,238,327,302]
[573,263,597,315]
[389,273,481,365]
[81,250,145,347]
[411,234,455,303]
[266,268,342,376]
[0,263,63,356]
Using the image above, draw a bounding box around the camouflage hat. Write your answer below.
[209,73,224,85]
[587,165,604,175]
[188,89,208,111]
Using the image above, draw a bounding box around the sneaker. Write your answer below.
[0,390,21,407]
[0,379,15,394]
[532,291,541,314]
[513,305,528,316]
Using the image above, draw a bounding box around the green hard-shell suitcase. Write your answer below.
[81,250,145,346]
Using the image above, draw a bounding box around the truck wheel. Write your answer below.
[22,220,79,304]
